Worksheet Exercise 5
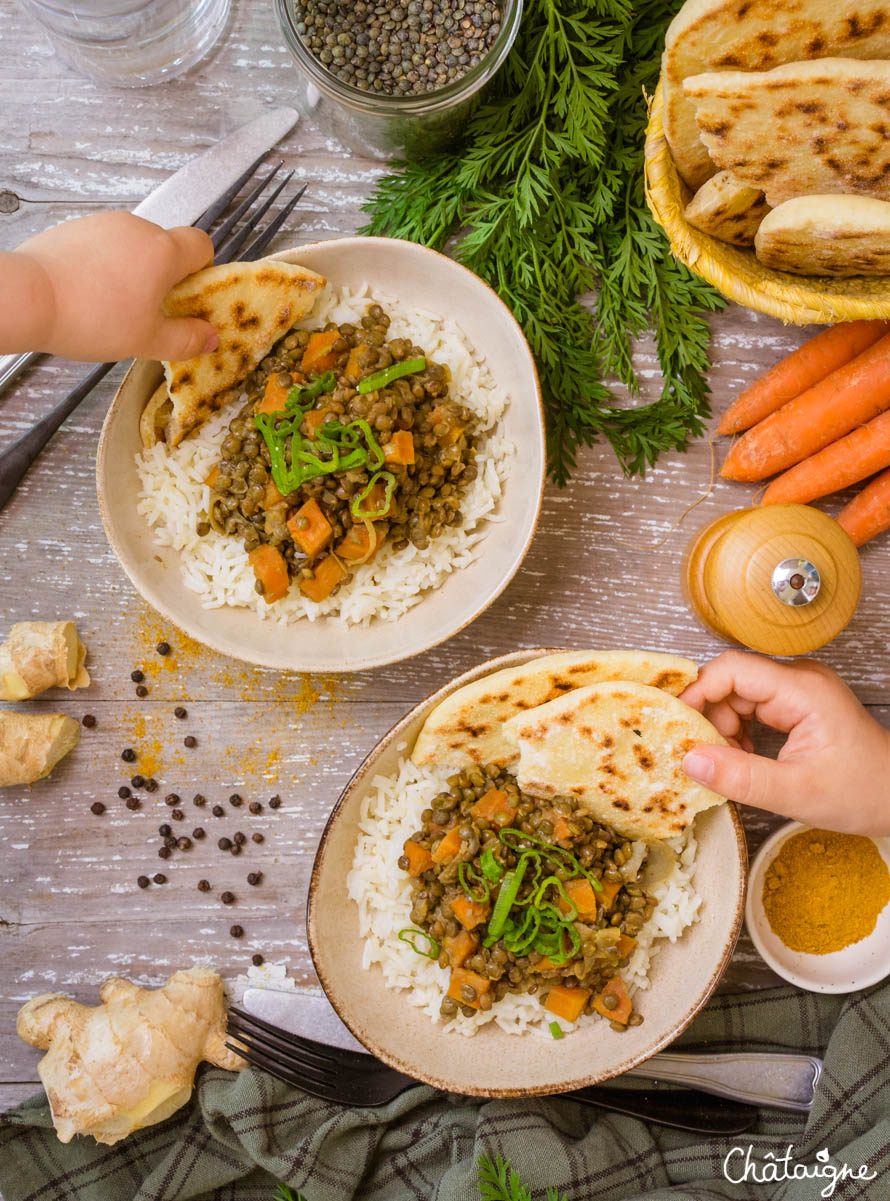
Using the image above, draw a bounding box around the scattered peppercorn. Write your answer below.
[193,793,206,806]
[131,670,144,683]
[125,797,140,811]
[118,785,131,799]
[230,843,242,856]
[184,735,197,748]
[218,837,233,851]
[229,793,243,807]
[158,846,172,859]
[192,827,206,840]
[165,793,180,806]
[221,891,235,904]
[153,873,167,884]
[174,706,187,719]
[82,714,96,728]
[121,748,136,762]
[247,872,262,886]
[248,801,262,815]
[156,641,171,656]
[159,824,171,836]
[131,774,145,789]
[229,924,244,938]
[164,835,177,849]
[233,831,246,845]
[198,879,211,892]
[90,801,105,815]
[145,778,158,793]
[137,875,150,889]
[252,832,264,844]
[177,837,192,851]
[135,684,148,698]
[251,953,264,966]
[269,795,281,809]
[212,804,224,817]
[171,808,184,821]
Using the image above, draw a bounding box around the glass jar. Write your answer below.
[273,0,523,160]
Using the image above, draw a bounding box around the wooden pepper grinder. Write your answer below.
[683,504,861,656]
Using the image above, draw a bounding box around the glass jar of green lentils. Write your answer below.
[274,0,523,160]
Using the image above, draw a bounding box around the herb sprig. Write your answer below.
[361,0,724,483]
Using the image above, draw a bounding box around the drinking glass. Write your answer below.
[17,0,231,87]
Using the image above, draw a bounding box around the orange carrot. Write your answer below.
[402,839,433,877]
[718,320,889,436]
[546,809,572,842]
[431,826,463,864]
[544,985,591,1024]
[383,430,415,466]
[301,330,340,374]
[762,409,890,506]
[303,407,337,437]
[447,967,490,1010]
[445,929,478,969]
[597,879,622,910]
[557,878,599,919]
[470,788,516,825]
[592,976,632,1025]
[721,332,890,482]
[450,894,490,930]
[298,554,347,603]
[336,522,384,562]
[615,933,637,958]
[261,478,286,510]
[257,374,292,415]
[838,468,890,546]
[287,498,332,557]
[344,344,370,383]
[248,545,289,604]
[204,464,219,488]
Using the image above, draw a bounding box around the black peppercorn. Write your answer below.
[233,831,246,845]
[229,924,244,938]
[135,684,148,698]
[230,843,242,856]
[269,795,281,809]
[177,837,192,851]
[192,827,206,840]
[121,748,136,762]
[212,804,224,817]
[165,793,180,806]
[218,837,232,851]
[164,835,177,849]
[248,801,262,815]
[131,669,144,682]
[247,871,262,886]
[137,875,150,889]
[171,809,184,821]
[159,824,171,836]
[118,785,131,799]
[229,793,243,807]
[153,873,167,884]
[82,714,96,728]
[131,774,145,789]
[145,778,158,793]
[193,793,206,806]
[174,706,187,719]
[156,641,171,656]
[251,832,264,844]
[125,797,140,811]
[198,879,211,892]
[90,801,105,815]
[221,890,235,904]
[158,846,172,859]
[184,735,197,748]
[252,953,264,966]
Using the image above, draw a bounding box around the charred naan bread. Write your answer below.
[684,171,770,246]
[160,259,325,446]
[683,59,890,207]
[662,0,890,189]
[411,650,698,770]
[755,194,890,275]
[504,682,726,842]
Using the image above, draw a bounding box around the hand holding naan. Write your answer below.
[2,213,217,362]
[681,652,890,836]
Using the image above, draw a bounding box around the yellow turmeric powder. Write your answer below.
[763,828,890,955]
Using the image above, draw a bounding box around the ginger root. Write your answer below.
[0,621,89,701]
[17,967,245,1144]
[0,712,80,786]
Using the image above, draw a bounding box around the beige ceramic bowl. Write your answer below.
[96,237,544,672]
[308,649,748,1096]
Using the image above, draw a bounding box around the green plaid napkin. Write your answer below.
[1,983,887,1201]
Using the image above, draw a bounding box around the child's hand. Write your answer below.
[680,651,890,836]
[3,212,217,362]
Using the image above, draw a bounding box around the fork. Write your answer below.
[226,1006,759,1135]
[0,157,308,514]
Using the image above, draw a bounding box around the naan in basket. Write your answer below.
[755,194,890,275]
[685,171,770,246]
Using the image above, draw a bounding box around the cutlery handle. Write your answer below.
[567,1086,758,1135]
[626,1051,822,1112]
[0,351,39,396]
[0,361,116,513]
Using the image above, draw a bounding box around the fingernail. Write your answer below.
[683,751,715,784]
[204,330,219,352]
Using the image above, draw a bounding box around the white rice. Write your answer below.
[135,284,514,626]
[346,757,701,1038]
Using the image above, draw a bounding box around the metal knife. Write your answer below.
[0,106,298,396]
[242,987,821,1113]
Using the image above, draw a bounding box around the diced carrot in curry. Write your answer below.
[365,479,395,518]
[204,464,219,488]
[597,879,623,909]
[445,928,477,969]
[336,522,384,562]
[247,545,289,604]
[430,404,465,444]
[470,788,516,826]
[557,877,599,919]
[431,826,463,864]
[592,976,632,1025]
[301,330,340,374]
[287,498,332,557]
[304,407,337,437]
[544,985,591,1024]
[262,479,286,510]
[449,893,490,930]
[257,374,293,415]
[402,839,433,877]
[615,933,637,958]
[447,967,490,1011]
[383,430,415,466]
[529,957,560,972]
[344,344,370,383]
[547,810,573,842]
[298,554,348,603]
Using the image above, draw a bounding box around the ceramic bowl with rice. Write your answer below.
[308,649,748,1096]
[96,237,545,672]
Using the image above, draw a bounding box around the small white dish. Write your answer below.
[746,821,890,994]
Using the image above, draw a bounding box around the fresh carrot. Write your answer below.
[298,554,347,603]
[287,498,332,557]
[402,839,433,877]
[838,468,890,546]
[761,409,890,506]
[544,985,591,1024]
[718,320,889,435]
[592,976,632,1025]
[431,826,463,864]
[247,545,289,604]
[365,478,395,519]
[447,967,490,1010]
[721,332,890,482]
[557,877,599,919]
[301,330,340,374]
[450,894,490,930]
[383,430,415,466]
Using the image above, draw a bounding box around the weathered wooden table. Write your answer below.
[2,0,889,1124]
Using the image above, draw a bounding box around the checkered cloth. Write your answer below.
[1,983,888,1201]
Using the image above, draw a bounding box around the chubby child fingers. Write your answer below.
[681,651,822,734]
[682,743,807,814]
[162,225,214,282]
[141,315,219,362]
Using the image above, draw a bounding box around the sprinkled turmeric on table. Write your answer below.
[763,828,890,955]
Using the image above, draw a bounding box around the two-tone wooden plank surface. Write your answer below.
[2,0,889,1117]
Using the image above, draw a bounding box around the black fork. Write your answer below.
[0,159,308,514]
[226,1006,759,1134]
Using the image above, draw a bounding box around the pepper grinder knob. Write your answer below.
[771,557,821,607]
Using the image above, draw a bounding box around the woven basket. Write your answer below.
[644,78,890,324]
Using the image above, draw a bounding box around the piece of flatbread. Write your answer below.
[755,194,890,275]
[161,259,325,446]
[662,0,890,190]
[684,171,771,246]
[683,59,890,208]
[504,681,726,842]
[411,650,698,770]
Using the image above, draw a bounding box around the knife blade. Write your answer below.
[241,987,819,1111]
[0,106,299,397]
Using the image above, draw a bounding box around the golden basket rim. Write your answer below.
[644,79,890,325]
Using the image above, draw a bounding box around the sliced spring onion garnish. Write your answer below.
[351,470,396,519]
[457,861,490,904]
[549,1021,565,1040]
[357,356,426,395]
[285,370,337,411]
[479,846,505,883]
[398,928,440,959]
[485,856,529,942]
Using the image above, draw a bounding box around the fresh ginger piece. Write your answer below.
[0,621,89,701]
[0,712,80,787]
[16,967,244,1145]
[299,554,348,603]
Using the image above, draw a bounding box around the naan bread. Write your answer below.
[755,194,890,275]
[504,682,726,842]
[411,650,698,769]
[684,171,770,246]
[161,259,325,446]
[683,59,890,207]
[662,0,890,189]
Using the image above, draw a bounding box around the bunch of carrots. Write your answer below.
[719,318,890,546]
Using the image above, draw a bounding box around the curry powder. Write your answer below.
[762,828,890,955]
